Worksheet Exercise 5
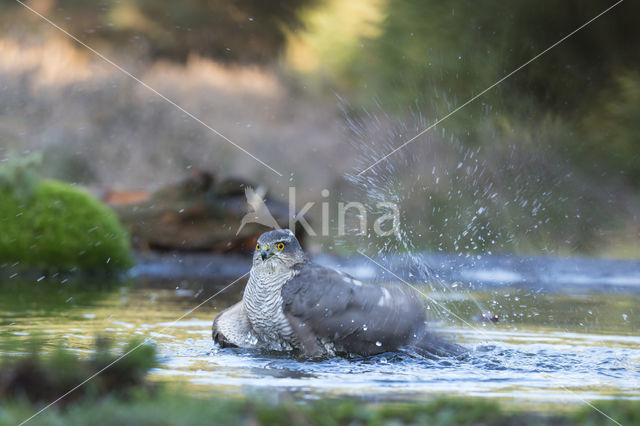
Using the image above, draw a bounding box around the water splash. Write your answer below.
[336,108,494,322]
[333,105,607,326]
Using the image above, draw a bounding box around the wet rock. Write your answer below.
[108,170,298,253]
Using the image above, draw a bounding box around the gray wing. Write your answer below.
[281,261,427,356]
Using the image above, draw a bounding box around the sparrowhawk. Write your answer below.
[212,229,465,358]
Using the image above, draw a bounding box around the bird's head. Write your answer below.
[253,229,305,272]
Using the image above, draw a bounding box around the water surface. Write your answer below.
[2,253,639,408]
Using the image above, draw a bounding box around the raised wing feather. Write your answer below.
[281,261,427,356]
[212,301,258,349]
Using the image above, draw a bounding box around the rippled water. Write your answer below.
[2,253,639,407]
[157,325,640,403]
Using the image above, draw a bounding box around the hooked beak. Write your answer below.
[260,248,273,261]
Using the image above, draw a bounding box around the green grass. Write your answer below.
[2,388,639,426]
[0,179,133,272]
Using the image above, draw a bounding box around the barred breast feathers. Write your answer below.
[242,266,299,350]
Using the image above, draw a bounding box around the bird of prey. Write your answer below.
[212,229,465,358]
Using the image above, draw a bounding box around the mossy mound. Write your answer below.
[0,180,133,272]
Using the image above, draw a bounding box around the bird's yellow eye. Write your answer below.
[275,242,285,251]
[256,243,260,251]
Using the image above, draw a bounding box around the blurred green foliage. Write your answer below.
[2,380,639,425]
[290,0,640,186]
[0,337,156,404]
[579,72,640,187]
[7,0,316,62]
[347,1,639,111]
[286,0,640,256]
[0,156,133,272]
[0,152,42,199]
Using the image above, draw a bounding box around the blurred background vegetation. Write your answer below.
[0,0,638,258]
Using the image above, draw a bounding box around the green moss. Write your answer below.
[0,179,133,272]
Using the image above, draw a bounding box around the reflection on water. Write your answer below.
[1,262,639,407]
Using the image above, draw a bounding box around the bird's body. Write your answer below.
[212,229,465,358]
[243,264,298,350]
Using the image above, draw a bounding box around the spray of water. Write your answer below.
[333,107,492,323]
[332,104,603,327]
